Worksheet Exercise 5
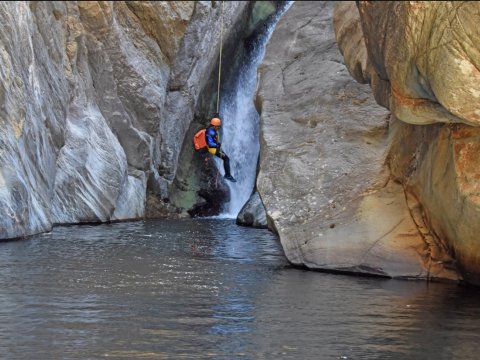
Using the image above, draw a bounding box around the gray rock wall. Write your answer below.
[255,1,459,281]
[155,1,249,197]
[0,1,248,239]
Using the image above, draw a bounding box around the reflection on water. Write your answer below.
[0,219,479,359]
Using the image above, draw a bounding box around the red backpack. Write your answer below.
[193,129,207,151]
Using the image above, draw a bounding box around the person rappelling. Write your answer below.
[206,114,236,182]
[192,1,237,183]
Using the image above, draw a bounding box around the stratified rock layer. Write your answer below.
[256,1,459,280]
[335,2,480,284]
[0,1,249,238]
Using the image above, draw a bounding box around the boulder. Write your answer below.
[236,192,267,228]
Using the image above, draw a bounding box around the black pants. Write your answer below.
[215,150,231,177]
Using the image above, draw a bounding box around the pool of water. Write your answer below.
[0,219,479,359]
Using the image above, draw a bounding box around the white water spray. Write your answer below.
[216,2,292,218]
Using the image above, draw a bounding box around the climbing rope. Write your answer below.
[216,1,224,114]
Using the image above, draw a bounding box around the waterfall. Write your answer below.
[216,2,293,218]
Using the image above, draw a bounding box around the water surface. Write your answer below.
[0,219,479,359]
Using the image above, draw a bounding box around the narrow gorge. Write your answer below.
[3,1,480,358]
[2,0,480,286]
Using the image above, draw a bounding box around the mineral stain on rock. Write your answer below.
[333,1,480,284]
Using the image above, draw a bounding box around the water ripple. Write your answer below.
[0,219,480,359]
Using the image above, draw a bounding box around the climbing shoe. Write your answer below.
[224,174,237,183]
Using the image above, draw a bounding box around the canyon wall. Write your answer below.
[3,0,478,285]
[334,1,480,284]
[0,1,250,239]
[255,1,460,281]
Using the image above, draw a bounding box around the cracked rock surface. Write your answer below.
[256,1,459,280]
[336,1,480,284]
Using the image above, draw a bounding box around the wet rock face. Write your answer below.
[0,1,247,238]
[155,1,249,197]
[168,1,282,215]
[236,192,267,229]
[256,1,459,280]
[335,1,480,284]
